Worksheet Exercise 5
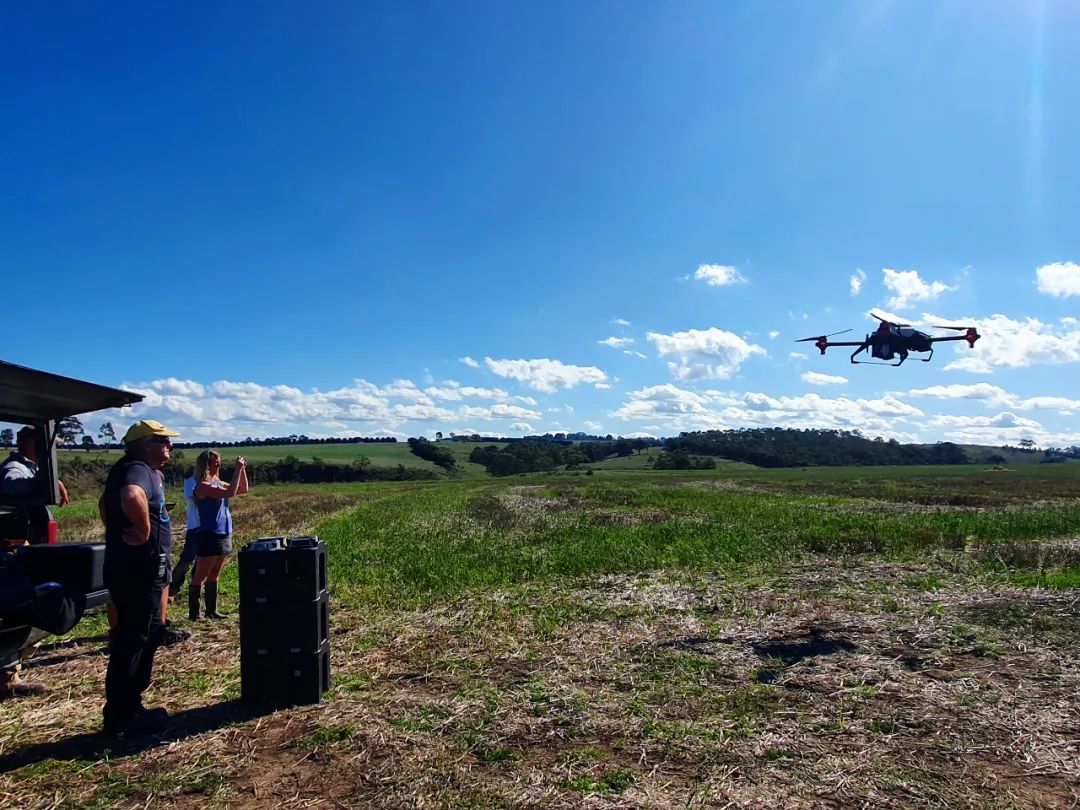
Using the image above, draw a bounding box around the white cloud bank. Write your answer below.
[483,357,608,393]
[647,327,766,381]
[105,376,544,441]
[928,313,1080,373]
[612,384,922,440]
[1035,261,1080,298]
[598,336,634,348]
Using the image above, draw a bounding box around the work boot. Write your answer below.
[161,622,192,647]
[204,581,226,620]
[104,705,169,739]
[0,681,48,700]
[188,584,201,622]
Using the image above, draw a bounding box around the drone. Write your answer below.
[797,313,980,366]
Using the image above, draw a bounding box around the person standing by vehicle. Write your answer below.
[99,419,179,736]
[188,450,248,621]
[0,425,70,535]
[0,425,69,700]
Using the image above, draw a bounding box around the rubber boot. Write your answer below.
[205,581,226,620]
[188,584,202,622]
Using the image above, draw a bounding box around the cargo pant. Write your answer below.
[103,566,165,730]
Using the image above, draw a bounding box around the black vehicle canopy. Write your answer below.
[0,360,143,424]
[0,360,144,505]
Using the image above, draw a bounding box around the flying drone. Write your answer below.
[797,313,980,366]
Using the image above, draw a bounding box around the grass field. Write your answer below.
[3,465,1078,808]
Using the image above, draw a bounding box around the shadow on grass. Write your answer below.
[0,699,278,773]
[36,633,110,652]
[752,628,858,666]
[22,647,107,669]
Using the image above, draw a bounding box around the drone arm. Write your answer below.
[928,328,980,348]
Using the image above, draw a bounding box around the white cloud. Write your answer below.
[907,383,1080,415]
[612,385,924,439]
[1015,396,1080,413]
[789,352,808,361]
[483,357,608,393]
[1035,261,1080,298]
[850,268,866,296]
[623,350,647,359]
[458,403,542,421]
[611,318,631,327]
[928,312,1080,372]
[906,383,1011,403]
[108,374,552,442]
[511,422,532,432]
[611,384,719,425]
[647,327,766,381]
[583,421,603,431]
[460,356,479,368]
[930,412,1042,430]
[882,268,956,310]
[692,264,746,287]
[426,384,511,402]
[768,330,780,339]
[801,371,848,386]
[598,336,634,348]
[941,356,992,374]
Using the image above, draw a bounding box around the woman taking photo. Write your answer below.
[188,450,249,621]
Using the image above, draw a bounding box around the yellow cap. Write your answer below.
[123,419,181,444]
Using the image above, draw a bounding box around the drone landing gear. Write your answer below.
[921,348,934,362]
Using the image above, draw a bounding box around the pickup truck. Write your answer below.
[0,360,143,671]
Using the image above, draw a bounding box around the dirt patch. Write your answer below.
[2,559,1077,808]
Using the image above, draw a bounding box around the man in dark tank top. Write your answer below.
[98,419,180,738]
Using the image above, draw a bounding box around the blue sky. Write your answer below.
[4,1,1079,447]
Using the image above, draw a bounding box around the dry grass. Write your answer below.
[1,558,1077,808]
[2,477,1078,808]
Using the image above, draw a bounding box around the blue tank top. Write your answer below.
[195,479,232,536]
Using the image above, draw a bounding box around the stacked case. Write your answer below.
[238,535,330,705]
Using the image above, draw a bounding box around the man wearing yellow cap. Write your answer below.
[98,419,180,737]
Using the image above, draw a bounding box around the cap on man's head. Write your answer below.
[123,419,181,444]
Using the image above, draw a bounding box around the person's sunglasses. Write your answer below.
[148,436,173,445]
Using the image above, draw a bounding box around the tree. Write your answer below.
[0,428,13,448]
[1018,438,1036,451]
[436,431,443,441]
[98,422,117,447]
[56,416,84,446]
[81,435,95,452]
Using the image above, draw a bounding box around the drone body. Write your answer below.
[798,315,980,366]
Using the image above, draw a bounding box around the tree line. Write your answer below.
[664,428,971,468]
[56,454,435,496]
[468,438,655,476]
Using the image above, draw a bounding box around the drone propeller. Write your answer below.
[795,329,852,343]
[932,325,970,331]
[870,312,910,327]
